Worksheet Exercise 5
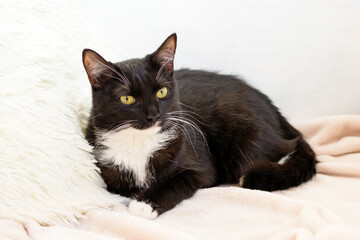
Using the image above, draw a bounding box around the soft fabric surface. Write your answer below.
[0,0,121,226]
[2,0,359,238]
[1,115,360,239]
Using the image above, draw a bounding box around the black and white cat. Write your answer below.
[82,33,316,219]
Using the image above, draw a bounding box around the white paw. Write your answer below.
[239,176,245,187]
[128,200,158,219]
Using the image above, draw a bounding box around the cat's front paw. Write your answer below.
[128,200,158,219]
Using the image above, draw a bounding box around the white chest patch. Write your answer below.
[97,126,175,187]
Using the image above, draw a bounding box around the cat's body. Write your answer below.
[83,34,316,219]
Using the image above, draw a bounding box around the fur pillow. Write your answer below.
[0,0,121,225]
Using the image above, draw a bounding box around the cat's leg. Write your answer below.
[128,170,212,218]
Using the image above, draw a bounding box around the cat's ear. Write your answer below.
[82,49,113,89]
[152,33,177,73]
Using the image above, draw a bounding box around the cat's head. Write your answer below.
[82,33,179,132]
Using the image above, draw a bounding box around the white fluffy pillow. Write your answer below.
[0,0,122,225]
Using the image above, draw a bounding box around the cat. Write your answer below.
[82,33,317,219]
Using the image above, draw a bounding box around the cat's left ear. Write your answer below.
[82,49,114,89]
[152,33,177,73]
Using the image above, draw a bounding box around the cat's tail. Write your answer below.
[240,118,317,191]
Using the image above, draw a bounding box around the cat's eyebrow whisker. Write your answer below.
[117,65,131,86]
[102,73,129,87]
[156,79,173,86]
[156,58,173,82]
[94,58,132,87]
[156,74,171,86]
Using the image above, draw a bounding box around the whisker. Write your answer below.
[155,56,173,87]
[166,116,210,154]
[156,80,174,86]
[97,120,137,141]
[87,113,101,121]
[156,58,173,81]
[238,147,252,166]
[165,119,198,157]
[178,102,199,111]
[167,118,199,141]
[166,112,204,133]
[102,73,129,86]
[168,110,205,122]
[167,115,206,137]
[94,59,131,86]
[117,65,131,85]
[112,120,137,132]
[249,139,261,149]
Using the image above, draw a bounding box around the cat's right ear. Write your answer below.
[82,49,113,89]
[151,33,177,73]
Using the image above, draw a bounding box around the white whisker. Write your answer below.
[94,58,131,86]
[168,110,206,123]
[155,57,173,83]
[178,102,199,111]
[165,113,210,156]
[113,120,137,132]
[102,73,130,87]
[167,115,206,138]
[165,119,198,157]
[117,65,131,85]
[238,147,252,166]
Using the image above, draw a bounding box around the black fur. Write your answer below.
[82,33,317,215]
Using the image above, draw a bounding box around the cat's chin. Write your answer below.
[137,122,162,134]
[143,125,162,134]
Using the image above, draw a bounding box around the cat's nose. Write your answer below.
[146,113,160,123]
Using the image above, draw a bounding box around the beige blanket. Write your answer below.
[1,115,360,240]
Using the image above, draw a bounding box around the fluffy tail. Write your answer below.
[240,117,317,191]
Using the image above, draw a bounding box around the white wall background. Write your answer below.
[84,0,360,121]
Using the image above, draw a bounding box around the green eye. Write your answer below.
[120,95,135,105]
[156,87,168,99]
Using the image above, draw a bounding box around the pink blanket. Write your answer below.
[2,115,360,240]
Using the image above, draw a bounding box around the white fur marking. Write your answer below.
[98,126,174,186]
[239,176,245,187]
[128,200,158,219]
[278,151,294,165]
